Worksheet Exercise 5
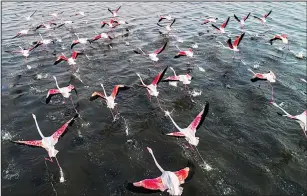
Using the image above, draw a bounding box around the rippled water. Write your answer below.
[1,2,307,196]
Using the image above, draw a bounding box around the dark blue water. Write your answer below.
[1,2,307,196]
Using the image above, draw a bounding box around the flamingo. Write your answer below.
[71,33,90,49]
[12,29,30,39]
[202,17,218,25]
[174,47,193,58]
[15,10,37,21]
[46,76,77,104]
[31,33,54,51]
[248,69,276,102]
[136,66,168,103]
[108,6,121,18]
[158,14,172,22]
[49,11,64,18]
[89,32,113,43]
[133,42,168,62]
[211,16,230,33]
[89,84,130,119]
[164,103,209,146]
[234,13,250,28]
[54,51,83,66]
[269,34,289,50]
[101,19,119,28]
[56,20,74,29]
[157,19,176,32]
[132,147,190,196]
[162,67,192,88]
[34,21,57,31]
[13,113,78,182]
[271,102,306,138]
[226,32,245,59]
[5,46,35,60]
[253,10,272,26]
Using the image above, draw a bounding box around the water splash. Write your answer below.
[198,66,205,72]
[36,73,49,80]
[122,116,129,136]
[188,89,202,97]
[2,130,14,141]
[2,159,20,180]
[26,65,31,70]
[192,43,198,48]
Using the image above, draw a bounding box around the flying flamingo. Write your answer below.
[100,19,119,28]
[71,33,90,49]
[49,11,64,19]
[162,67,192,88]
[89,83,130,120]
[34,21,57,31]
[89,32,113,43]
[56,20,74,29]
[136,66,168,105]
[226,32,245,59]
[31,33,55,51]
[46,76,77,104]
[157,19,176,32]
[132,147,190,196]
[202,17,218,25]
[72,11,86,17]
[15,10,37,21]
[13,113,78,182]
[5,46,35,60]
[108,6,121,18]
[253,10,272,26]
[234,13,250,29]
[133,42,168,62]
[248,69,276,102]
[211,16,230,34]
[174,46,193,59]
[54,51,83,66]
[158,14,172,22]
[269,34,289,50]
[12,29,30,39]
[271,102,306,138]
[164,103,209,146]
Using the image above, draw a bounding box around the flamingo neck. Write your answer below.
[149,152,165,173]
[167,114,183,132]
[101,83,108,97]
[33,117,45,138]
[54,77,61,91]
[137,74,146,86]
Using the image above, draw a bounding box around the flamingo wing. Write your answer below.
[46,89,61,104]
[269,35,282,45]
[89,91,105,101]
[72,51,83,59]
[115,6,121,12]
[14,140,43,147]
[51,114,78,141]
[264,10,272,18]
[165,132,185,137]
[133,176,165,191]
[54,55,67,65]
[221,17,230,28]
[111,85,130,99]
[244,12,251,21]
[174,51,187,58]
[233,14,241,23]
[154,42,167,55]
[12,32,21,39]
[227,38,233,49]
[152,66,168,85]
[162,75,180,82]
[174,167,190,184]
[158,16,166,23]
[211,24,220,31]
[170,18,176,27]
[108,8,114,15]
[233,33,245,47]
[29,10,37,17]
[188,103,209,131]
[71,41,79,49]
[29,42,43,51]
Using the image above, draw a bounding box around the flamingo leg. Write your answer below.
[45,157,54,163]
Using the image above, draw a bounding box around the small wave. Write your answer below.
[2,159,20,180]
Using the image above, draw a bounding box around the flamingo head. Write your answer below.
[68,84,75,91]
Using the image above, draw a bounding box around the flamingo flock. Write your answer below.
[4,3,306,196]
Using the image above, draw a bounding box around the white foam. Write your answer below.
[189,89,202,97]
[198,66,205,72]
[2,130,13,141]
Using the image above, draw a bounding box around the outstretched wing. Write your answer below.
[115,6,121,12]
[72,51,83,59]
[173,167,190,184]
[89,91,105,101]
[152,66,168,85]
[158,16,165,23]
[162,75,180,82]
[165,132,185,137]
[154,42,167,55]
[14,140,43,147]
[264,10,272,18]
[221,17,230,28]
[233,33,245,47]
[211,24,220,31]
[111,85,130,99]
[188,103,209,131]
[233,14,241,22]
[29,10,37,17]
[133,176,165,191]
[269,35,282,45]
[46,89,61,104]
[54,55,67,65]
[108,8,114,15]
[51,114,78,141]
[244,12,251,21]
